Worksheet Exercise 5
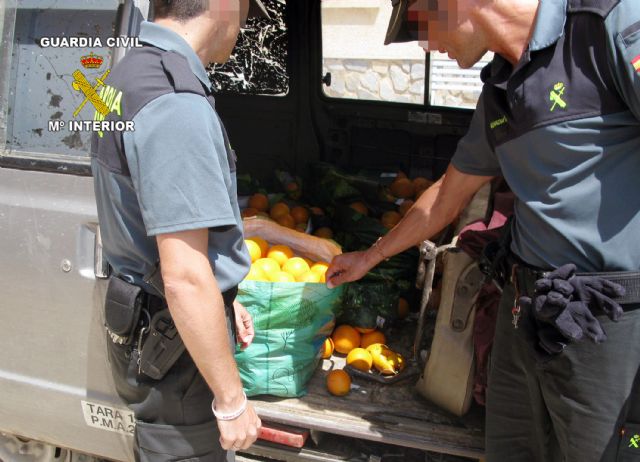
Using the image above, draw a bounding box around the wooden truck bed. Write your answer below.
[249,320,485,460]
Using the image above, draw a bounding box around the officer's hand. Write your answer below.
[326,251,372,288]
[233,300,255,350]
[218,403,261,452]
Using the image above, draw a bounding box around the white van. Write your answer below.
[0,1,488,460]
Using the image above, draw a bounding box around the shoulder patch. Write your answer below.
[567,0,620,17]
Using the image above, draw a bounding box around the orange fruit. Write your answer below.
[310,206,324,216]
[390,177,415,199]
[248,193,269,212]
[241,207,258,218]
[366,343,387,356]
[360,330,386,349]
[269,271,295,283]
[326,369,351,396]
[346,348,373,372]
[397,297,410,319]
[245,265,267,282]
[283,257,311,279]
[295,223,307,233]
[246,236,269,257]
[412,177,432,191]
[349,201,368,216]
[253,257,281,277]
[276,214,296,229]
[355,327,375,334]
[310,262,329,283]
[313,227,334,239]
[303,257,313,267]
[257,211,270,218]
[371,347,400,375]
[270,202,290,220]
[398,200,414,217]
[291,206,310,225]
[321,337,334,359]
[332,325,361,355]
[244,239,262,262]
[381,211,402,229]
[267,245,294,267]
[297,271,321,283]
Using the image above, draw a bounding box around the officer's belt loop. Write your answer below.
[510,263,640,306]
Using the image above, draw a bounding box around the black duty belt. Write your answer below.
[511,263,640,306]
[146,286,237,314]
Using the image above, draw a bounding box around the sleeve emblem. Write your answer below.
[632,54,640,73]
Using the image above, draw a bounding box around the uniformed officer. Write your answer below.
[91,0,269,460]
[327,0,640,460]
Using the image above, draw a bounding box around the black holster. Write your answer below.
[104,276,144,345]
[104,263,185,381]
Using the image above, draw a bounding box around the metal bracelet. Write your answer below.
[372,237,390,262]
[212,392,248,421]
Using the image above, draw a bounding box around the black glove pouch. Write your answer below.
[104,276,144,345]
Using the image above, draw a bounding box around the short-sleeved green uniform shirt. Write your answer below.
[91,21,250,293]
[452,0,640,272]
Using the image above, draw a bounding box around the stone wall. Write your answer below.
[322,57,484,109]
[323,58,425,105]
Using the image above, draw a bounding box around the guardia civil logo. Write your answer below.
[46,46,134,136]
[549,82,567,112]
[72,52,111,117]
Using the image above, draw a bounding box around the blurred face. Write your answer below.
[209,0,249,62]
[410,0,487,69]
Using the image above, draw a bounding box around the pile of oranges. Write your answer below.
[323,323,407,397]
[348,172,434,230]
[243,237,329,284]
[242,193,334,239]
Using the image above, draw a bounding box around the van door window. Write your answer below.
[320,0,488,109]
[429,52,493,109]
[208,0,288,96]
[1,1,120,161]
[321,0,426,105]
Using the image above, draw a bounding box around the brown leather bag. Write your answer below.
[414,185,490,416]
[415,248,484,416]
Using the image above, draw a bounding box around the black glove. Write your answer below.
[534,263,625,321]
[518,295,606,355]
[517,263,624,356]
[568,273,625,321]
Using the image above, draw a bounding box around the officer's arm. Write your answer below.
[328,164,492,287]
[370,163,493,263]
[156,228,245,413]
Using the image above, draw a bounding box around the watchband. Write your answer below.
[212,392,248,421]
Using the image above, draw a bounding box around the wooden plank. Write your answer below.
[250,357,485,459]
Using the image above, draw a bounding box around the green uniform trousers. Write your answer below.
[486,283,640,462]
[106,290,237,462]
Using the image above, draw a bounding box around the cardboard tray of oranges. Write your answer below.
[322,325,420,395]
[343,362,420,385]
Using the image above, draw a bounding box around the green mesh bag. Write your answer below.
[235,280,344,397]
